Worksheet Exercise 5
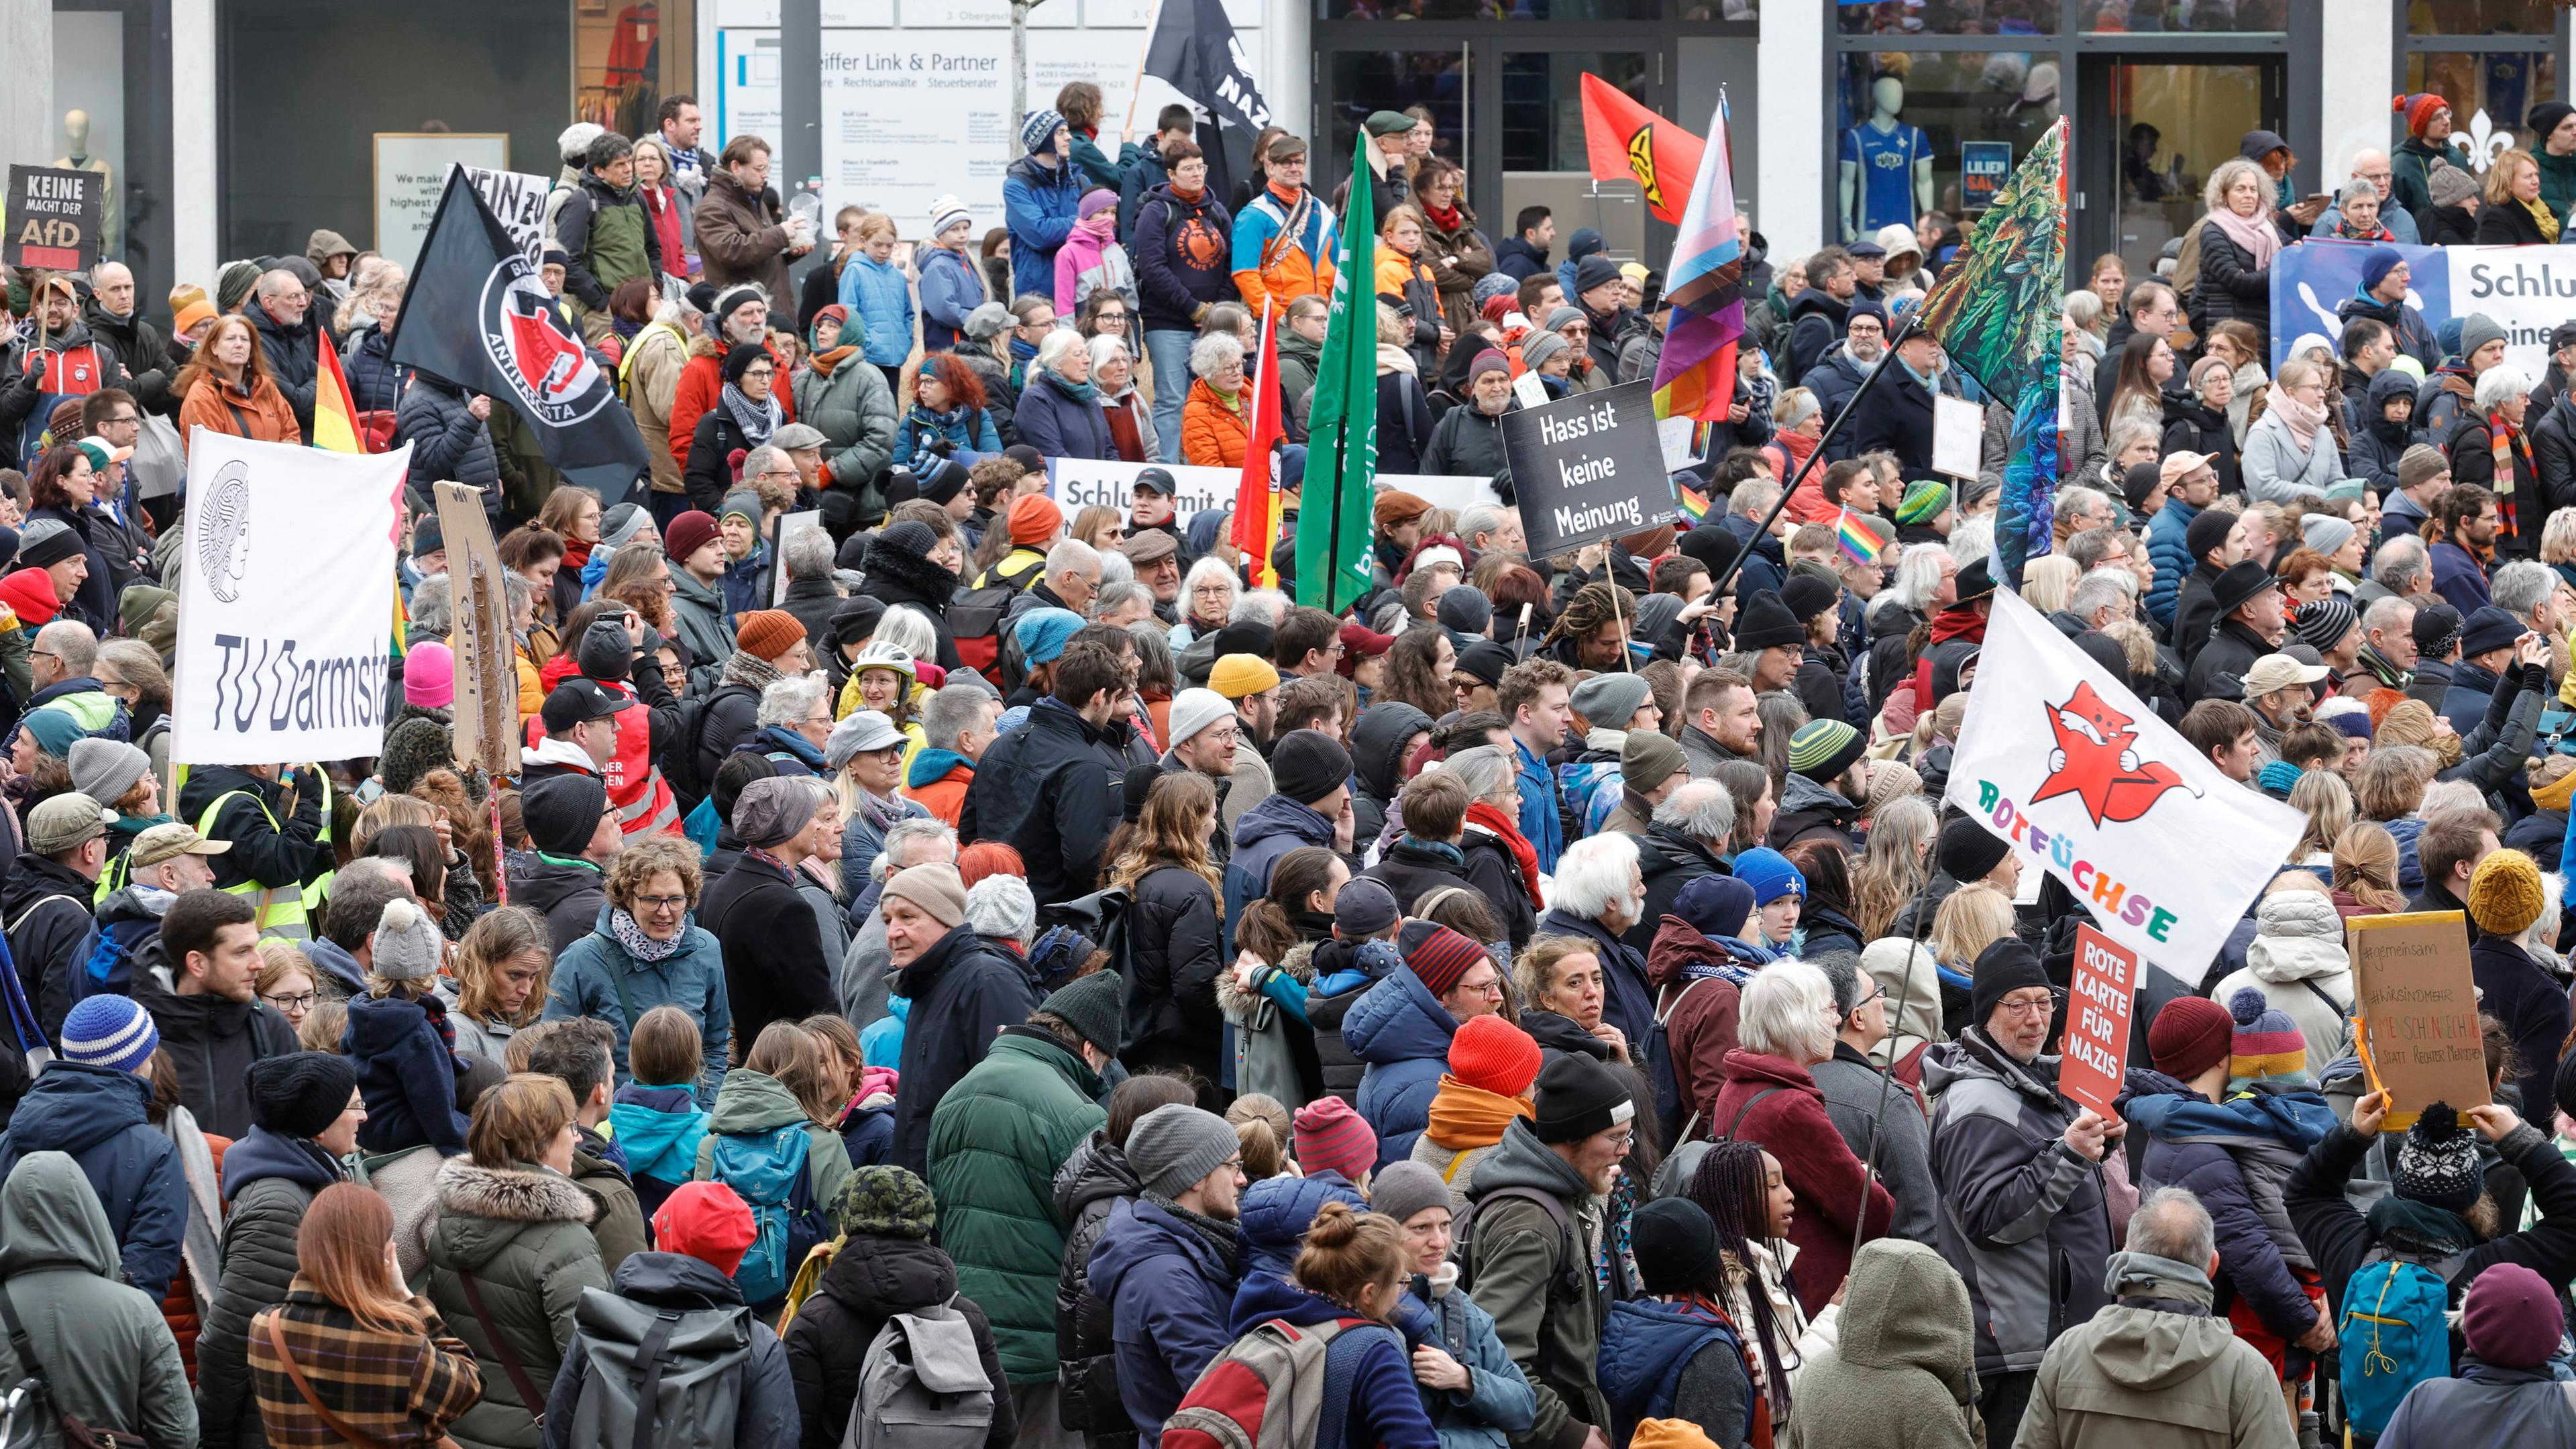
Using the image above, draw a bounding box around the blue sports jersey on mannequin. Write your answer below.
[1842,120,1931,235]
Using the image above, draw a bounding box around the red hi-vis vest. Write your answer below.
[598,678,682,837]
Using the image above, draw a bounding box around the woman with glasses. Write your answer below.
[254,940,325,1036]
[540,835,732,1102]
[682,342,785,513]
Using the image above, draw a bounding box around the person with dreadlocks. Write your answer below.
[1597,1196,1766,1447]
[1542,580,1640,673]
[1683,1138,1823,1435]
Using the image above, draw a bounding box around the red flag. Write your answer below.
[1580,75,1706,227]
[1232,303,1287,590]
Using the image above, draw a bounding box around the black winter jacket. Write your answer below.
[1054,1132,1143,1448]
[1420,398,1515,490]
[888,924,1040,1175]
[1118,863,1226,1079]
[2530,387,2576,525]
[504,853,610,957]
[958,698,1127,909]
[2288,1118,2576,1318]
[2160,393,2242,495]
[1457,827,1539,950]
[2,851,97,1038]
[782,1232,1014,1449]
[702,853,837,1050]
[341,319,409,415]
[199,1127,345,1449]
[394,374,503,511]
[2191,223,2272,351]
[247,299,319,438]
[854,534,964,669]
[130,949,300,1140]
[682,406,759,513]
[80,299,172,415]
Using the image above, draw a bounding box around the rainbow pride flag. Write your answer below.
[1650,93,1745,424]
[1678,483,1711,525]
[1835,508,1886,566]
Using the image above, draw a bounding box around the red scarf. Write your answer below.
[2491,411,2532,542]
[1173,182,1207,204]
[1911,602,1990,712]
[561,536,593,572]
[1421,200,1464,233]
[1465,800,1543,904]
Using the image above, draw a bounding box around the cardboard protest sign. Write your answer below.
[1501,380,1679,561]
[456,165,553,267]
[2348,911,2489,1131]
[170,431,406,765]
[5,166,107,272]
[431,482,519,780]
[2061,925,2137,1118]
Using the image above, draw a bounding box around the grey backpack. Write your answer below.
[562,1286,754,1449]
[844,1297,995,1449]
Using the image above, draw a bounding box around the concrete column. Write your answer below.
[2318,0,2396,191]
[3,0,54,170]
[1269,0,1308,146]
[1757,0,1825,256]
[172,0,219,281]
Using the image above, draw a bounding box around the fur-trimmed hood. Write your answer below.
[861,531,961,603]
[433,1155,597,1271]
[1218,938,1316,1019]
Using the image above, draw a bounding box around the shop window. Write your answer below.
[1839,0,2055,36]
[2408,0,2557,37]
[1318,0,1661,22]
[1831,50,2060,246]
[580,0,698,136]
[2404,49,2560,176]
[2078,0,2288,28]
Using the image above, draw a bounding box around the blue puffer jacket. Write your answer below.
[1225,1273,1440,1449]
[1596,1297,1748,1448]
[2143,495,2200,627]
[1003,154,1087,299]
[1403,1269,1536,1449]
[606,1081,707,1203]
[1222,793,1337,956]
[918,246,987,353]
[1087,1195,1242,1447]
[0,1060,186,1301]
[393,372,502,511]
[1012,370,1115,461]
[836,254,916,368]
[1344,967,1461,1166]
[1236,1171,1369,1279]
[894,401,1003,472]
[343,989,471,1157]
[341,319,411,415]
[2118,1068,2337,1346]
[543,905,733,1108]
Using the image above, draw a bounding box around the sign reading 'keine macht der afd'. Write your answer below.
[2060,925,2137,1119]
[1503,380,1680,561]
[5,166,106,272]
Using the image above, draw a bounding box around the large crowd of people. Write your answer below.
[7,70,2576,1449]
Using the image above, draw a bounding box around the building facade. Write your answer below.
[0,0,2563,326]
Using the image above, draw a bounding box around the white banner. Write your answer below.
[1046,457,1500,534]
[1941,588,2304,978]
[170,431,408,767]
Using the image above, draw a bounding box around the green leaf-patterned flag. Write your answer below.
[1295,133,1379,612]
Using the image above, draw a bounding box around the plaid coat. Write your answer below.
[249,1287,484,1449]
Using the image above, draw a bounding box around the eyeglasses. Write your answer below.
[1996,991,2060,1018]
[635,893,689,912]
[262,991,317,1012]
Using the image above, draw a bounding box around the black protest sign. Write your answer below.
[1502,380,1678,560]
[6,166,105,272]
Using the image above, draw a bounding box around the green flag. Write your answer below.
[1295,135,1379,612]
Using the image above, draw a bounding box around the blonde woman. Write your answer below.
[1929,882,2017,1040]
[2286,767,2354,866]
[442,906,553,1065]
[2479,148,2559,244]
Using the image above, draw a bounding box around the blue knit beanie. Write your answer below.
[1733,847,1806,908]
[59,995,159,1075]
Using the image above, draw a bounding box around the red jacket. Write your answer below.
[1707,1049,1896,1317]
[1646,915,1743,1138]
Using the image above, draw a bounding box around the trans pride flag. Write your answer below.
[1650,94,1746,425]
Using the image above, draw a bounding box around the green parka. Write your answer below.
[924,1025,1108,1383]
[419,1157,608,1449]
[0,1151,197,1449]
[793,333,899,506]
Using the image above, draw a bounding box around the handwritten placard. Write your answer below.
[2061,924,2136,1118]
[2349,911,2489,1131]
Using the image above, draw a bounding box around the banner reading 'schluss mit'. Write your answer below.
[1942,588,2304,977]
[170,430,407,765]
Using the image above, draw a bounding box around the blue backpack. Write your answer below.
[70,916,154,1006]
[2337,1250,2456,1440]
[707,1121,828,1307]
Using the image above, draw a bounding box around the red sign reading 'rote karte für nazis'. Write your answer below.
[2061,924,2137,1119]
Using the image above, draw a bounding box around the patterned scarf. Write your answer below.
[608,907,686,962]
[720,380,782,447]
[1683,934,1776,988]
[722,647,786,693]
[857,786,911,838]
[2491,411,2534,542]
[1464,800,1542,902]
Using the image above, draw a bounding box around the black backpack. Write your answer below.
[661,682,756,810]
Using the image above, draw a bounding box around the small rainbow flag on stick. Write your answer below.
[1835,508,1888,566]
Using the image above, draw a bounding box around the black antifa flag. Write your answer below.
[389,174,650,495]
[1142,0,1271,207]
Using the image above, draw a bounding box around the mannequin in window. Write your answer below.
[1839,72,1932,244]
[54,109,117,260]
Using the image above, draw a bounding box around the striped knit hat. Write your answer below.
[1786,718,1867,785]
[2226,987,2308,1090]
[1400,920,1491,1000]
[59,995,158,1075]
[1894,480,1951,526]
[1293,1097,1378,1185]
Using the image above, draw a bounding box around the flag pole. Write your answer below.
[1703,307,1924,604]
[1121,0,1173,136]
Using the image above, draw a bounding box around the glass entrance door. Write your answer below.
[1324,49,1470,205]
[1497,49,1657,273]
[2076,54,2287,282]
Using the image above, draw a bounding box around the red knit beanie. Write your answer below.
[663,508,720,566]
[1293,1097,1378,1184]
[2147,995,2235,1081]
[1403,923,1489,999]
[1449,1014,1544,1097]
[2395,93,2448,139]
[652,1181,757,1277]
